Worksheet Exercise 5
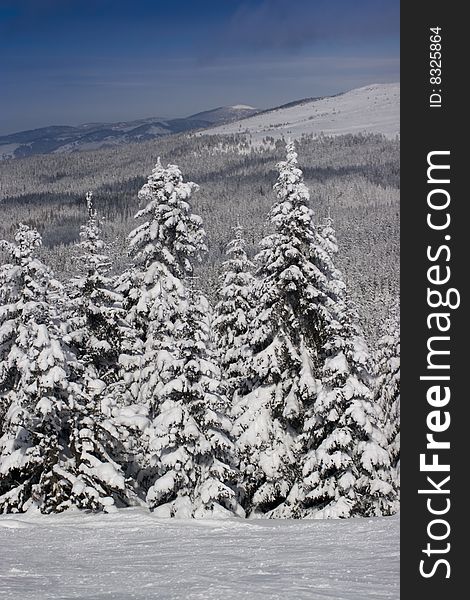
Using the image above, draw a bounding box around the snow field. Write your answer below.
[200,83,400,141]
[0,508,399,600]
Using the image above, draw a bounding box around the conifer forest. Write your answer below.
[0,135,400,519]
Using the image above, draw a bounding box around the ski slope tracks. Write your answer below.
[0,508,399,599]
[200,83,400,142]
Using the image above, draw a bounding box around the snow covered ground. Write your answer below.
[200,83,399,142]
[0,508,399,599]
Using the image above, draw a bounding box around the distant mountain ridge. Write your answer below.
[0,105,259,160]
[0,83,400,160]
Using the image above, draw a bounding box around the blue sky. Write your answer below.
[0,0,399,134]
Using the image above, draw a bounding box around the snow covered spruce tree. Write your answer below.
[69,192,133,391]
[213,224,255,399]
[67,191,141,406]
[0,224,74,512]
[122,158,242,517]
[299,217,395,518]
[233,141,336,517]
[146,285,243,518]
[66,192,142,503]
[375,310,400,489]
[117,158,206,413]
[0,224,136,513]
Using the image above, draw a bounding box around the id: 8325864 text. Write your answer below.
[429,26,442,108]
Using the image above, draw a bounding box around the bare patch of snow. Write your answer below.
[231,105,256,110]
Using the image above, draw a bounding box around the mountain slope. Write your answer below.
[200,83,399,141]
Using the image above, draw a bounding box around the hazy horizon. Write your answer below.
[0,80,400,137]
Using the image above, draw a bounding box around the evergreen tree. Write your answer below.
[213,224,255,399]
[0,224,77,512]
[233,141,335,517]
[300,218,395,518]
[69,192,133,390]
[67,192,143,503]
[375,311,400,489]
[0,225,66,418]
[121,159,241,517]
[146,287,243,518]
[117,159,207,414]
[0,225,136,513]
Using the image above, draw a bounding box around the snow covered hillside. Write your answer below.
[200,83,399,141]
[0,509,399,599]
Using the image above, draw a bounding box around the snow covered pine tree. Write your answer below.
[122,159,242,517]
[117,158,206,414]
[69,192,129,390]
[147,285,243,518]
[0,224,80,512]
[300,215,395,518]
[0,224,136,513]
[67,192,141,507]
[232,141,331,517]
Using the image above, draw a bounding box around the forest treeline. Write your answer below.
[0,132,399,342]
